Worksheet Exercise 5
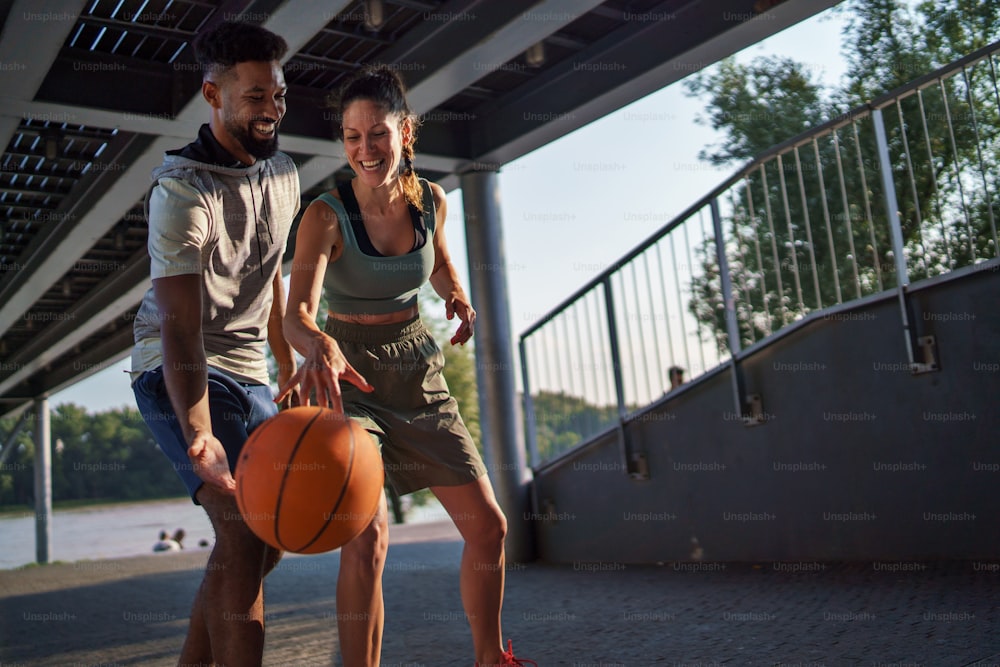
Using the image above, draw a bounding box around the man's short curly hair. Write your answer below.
[192,21,288,80]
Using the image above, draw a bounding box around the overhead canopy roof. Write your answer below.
[0,0,840,416]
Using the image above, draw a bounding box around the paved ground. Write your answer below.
[1,519,999,666]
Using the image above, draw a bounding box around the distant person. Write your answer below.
[152,530,181,552]
[130,20,299,666]
[172,528,186,549]
[668,365,685,390]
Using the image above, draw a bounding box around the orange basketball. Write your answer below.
[235,406,383,554]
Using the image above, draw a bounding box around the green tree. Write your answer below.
[684,0,1000,351]
[686,56,829,167]
[838,0,931,106]
[529,390,618,462]
[915,1,1000,74]
[0,405,184,509]
[0,412,35,507]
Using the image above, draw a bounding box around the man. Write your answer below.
[668,365,685,391]
[130,21,299,665]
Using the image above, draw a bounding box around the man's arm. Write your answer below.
[154,273,235,493]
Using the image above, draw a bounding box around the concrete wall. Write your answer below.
[530,263,1000,563]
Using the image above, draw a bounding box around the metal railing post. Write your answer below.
[872,107,921,370]
[601,276,628,418]
[601,276,636,474]
[518,338,540,469]
[710,197,748,420]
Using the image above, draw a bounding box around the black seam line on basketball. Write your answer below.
[298,421,356,553]
[237,416,278,523]
[274,409,325,550]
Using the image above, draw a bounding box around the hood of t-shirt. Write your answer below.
[150,152,265,183]
[150,121,273,190]
[144,148,272,226]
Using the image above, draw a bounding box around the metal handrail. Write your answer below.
[521,38,1000,338]
[520,39,1000,468]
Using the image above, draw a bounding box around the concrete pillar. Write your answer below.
[459,169,535,562]
[34,396,51,564]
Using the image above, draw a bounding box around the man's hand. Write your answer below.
[187,430,236,494]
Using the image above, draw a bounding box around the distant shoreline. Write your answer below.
[0,495,189,518]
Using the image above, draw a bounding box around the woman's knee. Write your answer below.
[340,510,389,571]
[465,504,507,550]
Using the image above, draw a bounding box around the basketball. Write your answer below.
[235,406,384,554]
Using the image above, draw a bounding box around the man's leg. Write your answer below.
[134,369,282,666]
[177,485,273,666]
[179,534,282,666]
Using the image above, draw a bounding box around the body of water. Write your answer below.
[0,498,213,569]
[0,496,449,569]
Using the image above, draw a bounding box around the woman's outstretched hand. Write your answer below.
[276,335,373,414]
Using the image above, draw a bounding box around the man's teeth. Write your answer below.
[253,122,275,135]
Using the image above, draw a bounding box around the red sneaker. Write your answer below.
[476,640,537,666]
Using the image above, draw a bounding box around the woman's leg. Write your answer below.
[336,493,390,667]
[432,476,508,666]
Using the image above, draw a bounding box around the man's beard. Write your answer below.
[227,117,279,159]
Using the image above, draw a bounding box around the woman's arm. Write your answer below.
[278,200,372,412]
[427,182,476,345]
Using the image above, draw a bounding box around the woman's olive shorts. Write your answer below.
[324,316,488,495]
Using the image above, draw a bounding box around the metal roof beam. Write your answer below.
[0,3,360,341]
[0,150,390,397]
[466,0,844,169]
[0,252,150,395]
[25,327,135,399]
[37,50,178,116]
[406,0,607,114]
[0,0,88,99]
[0,0,89,176]
[0,135,172,338]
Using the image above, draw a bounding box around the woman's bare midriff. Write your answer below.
[328,304,419,326]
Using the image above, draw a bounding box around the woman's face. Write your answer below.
[341,98,411,190]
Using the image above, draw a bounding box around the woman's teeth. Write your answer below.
[360,159,383,171]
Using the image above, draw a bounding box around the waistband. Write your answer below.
[323,314,428,345]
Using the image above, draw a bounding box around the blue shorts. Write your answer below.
[132,366,277,504]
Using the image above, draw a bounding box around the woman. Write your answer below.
[279,66,533,667]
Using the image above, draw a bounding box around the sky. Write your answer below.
[50,4,854,413]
